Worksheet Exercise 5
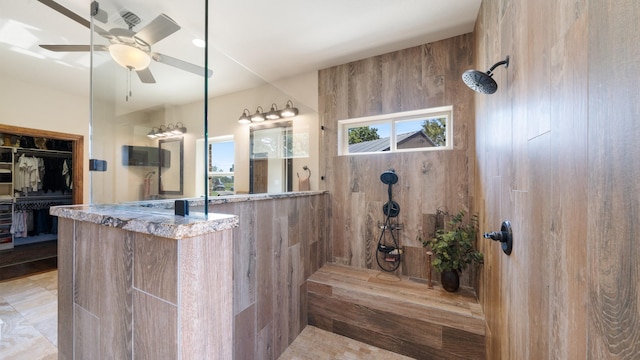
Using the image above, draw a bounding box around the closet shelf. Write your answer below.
[15,195,72,202]
[16,148,71,157]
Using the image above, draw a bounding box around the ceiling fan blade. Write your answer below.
[136,68,156,84]
[152,53,213,78]
[135,14,181,45]
[37,0,110,37]
[40,44,108,52]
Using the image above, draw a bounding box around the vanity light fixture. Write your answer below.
[156,125,168,137]
[165,123,177,135]
[266,103,281,120]
[171,122,187,135]
[238,109,252,124]
[147,127,160,139]
[146,123,187,139]
[280,100,299,118]
[251,106,266,122]
[238,100,300,125]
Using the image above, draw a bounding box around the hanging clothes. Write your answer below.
[16,154,71,195]
[42,157,67,193]
[10,210,28,238]
[37,157,45,190]
[62,158,72,192]
[15,155,41,192]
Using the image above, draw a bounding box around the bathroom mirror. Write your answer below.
[250,121,294,193]
[159,138,184,195]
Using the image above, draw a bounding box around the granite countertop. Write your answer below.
[50,204,238,239]
[133,191,327,209]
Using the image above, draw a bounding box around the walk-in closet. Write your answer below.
[0,125,83,280]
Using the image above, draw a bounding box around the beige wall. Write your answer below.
[0,76,91,203]
[474,0,640,358]
[1,71,318,204]
[179,73,319,196]
[20,70,319,204]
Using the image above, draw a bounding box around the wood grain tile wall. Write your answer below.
[57,219,234,359]
[205,193,329,359]
[318,34,478,285]
[473,0,640,358]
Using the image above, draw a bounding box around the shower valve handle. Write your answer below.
[483,231,508,242]
[483,220,513,255]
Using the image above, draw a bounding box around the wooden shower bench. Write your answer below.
[307,263,486,359]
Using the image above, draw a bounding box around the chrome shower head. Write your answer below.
[462,56,510,94]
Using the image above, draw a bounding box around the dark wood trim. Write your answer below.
[0,124,84,204]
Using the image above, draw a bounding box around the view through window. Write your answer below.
[208,138,235,195]
[339,106,452,155]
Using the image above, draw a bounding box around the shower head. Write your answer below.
[462,56,510,94]
[380,169,398,185]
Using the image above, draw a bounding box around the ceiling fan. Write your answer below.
[37,0,212,85]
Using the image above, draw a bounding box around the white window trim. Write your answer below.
[337,106,453,156]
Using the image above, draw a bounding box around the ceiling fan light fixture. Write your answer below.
[280,100,299,118]
[109,43,151,71]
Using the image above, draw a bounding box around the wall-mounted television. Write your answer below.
[122,146,171,167]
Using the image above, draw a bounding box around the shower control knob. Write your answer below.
[484,231,507,242]
[483,220,513,255]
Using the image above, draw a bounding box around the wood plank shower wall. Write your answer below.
[474,0,640,358]
[318,34,477,283]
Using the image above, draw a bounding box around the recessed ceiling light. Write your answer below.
[192,38,205,48]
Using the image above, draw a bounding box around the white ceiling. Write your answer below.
[0,0,481,112]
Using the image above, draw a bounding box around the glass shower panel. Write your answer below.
[89,0,322,204]
[89,0,207,204]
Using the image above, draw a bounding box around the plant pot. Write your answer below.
[440,270,460,292]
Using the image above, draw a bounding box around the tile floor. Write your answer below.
[0,270,58,360]
[279,326,414,360]
[0,270,411,359]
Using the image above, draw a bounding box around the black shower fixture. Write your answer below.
[484,220,513,255]
[380,170,398,185]
[377,169,402,272]
[462,56,510,94]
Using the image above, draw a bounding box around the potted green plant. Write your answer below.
[420,210,483,292]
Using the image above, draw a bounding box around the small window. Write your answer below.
[338,106,452,155]
[208,137,235,196]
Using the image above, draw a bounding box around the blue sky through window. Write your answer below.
[370,119,425,138]
[210,141,234,172]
